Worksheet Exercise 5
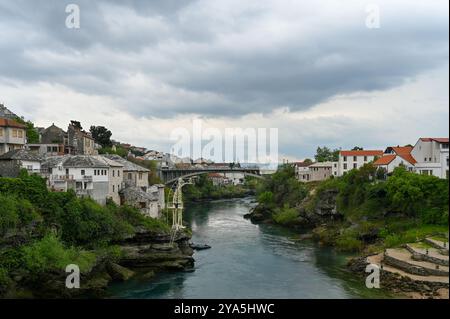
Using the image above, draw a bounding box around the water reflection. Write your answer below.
[108,198,393,299]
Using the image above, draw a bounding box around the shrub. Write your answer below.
[273,206,299,225]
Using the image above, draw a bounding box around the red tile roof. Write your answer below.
[340,150,383,157]
[420,138,449,143]
[390,146,417,165]
[0,118,26,128]
[294,161,312,167]
[374,155,396,166]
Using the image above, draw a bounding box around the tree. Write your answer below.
[303,158,313,165]
[315,147,340,162]
[90,126,112,147]
[352,146,364,151]
[14,117,39,144]
[70,120,83,130]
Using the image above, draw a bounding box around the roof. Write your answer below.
[387,146,417,165]
[293,161,312,167]
[0,149,43,162]
[373,155,396,166]
[309,161,333,167]
[42,155,109,168]
[420,138,449,144]
[0,118,26,128]
[340,150,383,157]
[93,155,124,168]
[103,154,150,172]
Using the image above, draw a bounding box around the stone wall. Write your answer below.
[0,160,20,177]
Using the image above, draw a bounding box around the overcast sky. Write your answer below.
[0,0,448,161]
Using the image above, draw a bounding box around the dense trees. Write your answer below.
[90,125,113,147]
[314,146,340,162]
[0,173,169,288]
[14,116,40,144]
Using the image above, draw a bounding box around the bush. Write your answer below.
[21,234,96,275]
[273,206,299,225]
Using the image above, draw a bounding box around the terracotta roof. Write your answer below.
[387,146,417,165]
[340,150,383,157]
[0,118,26,128]
[420,138,449,143]
[374,155,396,166]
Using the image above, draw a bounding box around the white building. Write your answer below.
[337,150,383,176]
[0,149,43,177]
[42,155,114,205]
[94,155,124,205]
[0,118,26,155]
[410,138,449,179]
[294,161,312,182]
[374,146,416,174]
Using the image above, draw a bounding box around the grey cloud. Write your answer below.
[0,0,448,118]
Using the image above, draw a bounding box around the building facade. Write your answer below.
[337,150,383,176]
[0,149,43,177]
[411,138,449,179]
[0,118,26,155]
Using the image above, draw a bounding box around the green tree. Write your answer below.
[315,146,340,162]
[14,117,39,143]
[90,126,113,147]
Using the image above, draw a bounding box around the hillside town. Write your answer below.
[1,103,449,219]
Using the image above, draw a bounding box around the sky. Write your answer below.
[0,0,448,162]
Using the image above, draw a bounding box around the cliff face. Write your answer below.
[296,188,343,227]
[1,228,194,298]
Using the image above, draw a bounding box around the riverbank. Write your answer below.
[0,173,194,298]
[108,198,396,299]
[246,165,449,299]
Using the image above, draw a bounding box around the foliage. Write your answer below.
[14,116,40,144]
[21,234,96,275]
[90,125,113,147]
[183,174,249,202]
[273,205,299,225]
[314,146,340,162]
[98,145,128,158]
[126,158,163,185]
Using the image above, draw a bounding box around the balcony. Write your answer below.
[51,174,74,181]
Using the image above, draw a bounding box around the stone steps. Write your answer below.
[405,244,449,266]
[367,253,449,284]
[384,248,449,277]
[424,238,449,255]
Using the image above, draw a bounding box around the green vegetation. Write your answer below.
[98,145,128,158]
[314,146,340,162]
[0,173,169,292]
[14,116,40,144]
[90,125,113,147]
[127,158,163,185]
[183,174,253,202]
[255,164,448,253]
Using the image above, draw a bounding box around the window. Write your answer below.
[424,158,427,162]
[343,156,347,162]
[66,168,69,175]
[353,156,357,161]
[353,163,357,169]
[81,170,85,176]
[442,143,449,149]
[128,173,132,180]
[94,170,97,176]
[139,172,143,180]
[0,128,3,137]
[343,163,347,170]
[364,156,368,162]
[113,185,115,192]
[47,146,52,152]
[118,170,120,177]
[12,129,17,138]
[112,170,115,177]
[18,130,23,138]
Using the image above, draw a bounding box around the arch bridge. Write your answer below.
[159,167,263,185]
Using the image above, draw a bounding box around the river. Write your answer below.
[107,197,393,298]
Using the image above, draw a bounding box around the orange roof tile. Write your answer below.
[0,118,26,128]
[420,138,449,143]
[374,155,396,166]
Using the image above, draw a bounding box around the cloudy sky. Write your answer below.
[0,0,448,161]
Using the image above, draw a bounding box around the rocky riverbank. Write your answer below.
[1,228,194,298]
